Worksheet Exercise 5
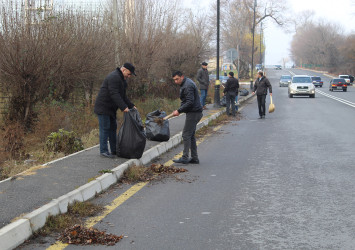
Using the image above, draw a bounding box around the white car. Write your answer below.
[339,75,351,85]
[288,75,315,98]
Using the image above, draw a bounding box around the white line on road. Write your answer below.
[316,89,355,108]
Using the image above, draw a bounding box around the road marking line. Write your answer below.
[316,90,355,108]
[46,182,148,250]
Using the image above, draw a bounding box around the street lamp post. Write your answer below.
[250,0,257,90]
[214,0,221,108]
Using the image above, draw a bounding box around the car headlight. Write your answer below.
[290,84,297,90]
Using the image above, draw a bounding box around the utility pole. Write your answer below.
[250,0,257,90]
[214,0,221,107]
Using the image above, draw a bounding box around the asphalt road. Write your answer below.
[23,68,355,250]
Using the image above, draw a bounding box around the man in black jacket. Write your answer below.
[223,72,239,117]
[252,71,272,119]
[172,71,203,164]
[94,63,136,158]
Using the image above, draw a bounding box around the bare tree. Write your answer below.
[0,1,114,129]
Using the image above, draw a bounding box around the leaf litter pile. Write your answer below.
[58,224,123,246]
[121,164,188,183]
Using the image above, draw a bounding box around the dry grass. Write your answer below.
[36,201,103,236]
[0,97,180,180]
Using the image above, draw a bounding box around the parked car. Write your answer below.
[311,76,323,87]
[288,75,315,98]
[256,64,262,71]
[275,65,282,70]
[339,75,351,85]
[329,78,347,92]
[279,75,292,87]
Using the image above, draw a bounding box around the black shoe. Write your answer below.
[189,158,199,164]
[173,158,189,164]
[100,152,115,158]
[258,116,263,119]
[262,115,265,119]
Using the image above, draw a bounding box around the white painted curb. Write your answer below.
[0,219,32,250]
[0,94,254,249]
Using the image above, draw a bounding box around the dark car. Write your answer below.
[275,65,282,70]
[329,78,347,92]
[311,76,323,87]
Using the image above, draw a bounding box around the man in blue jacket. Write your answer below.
[172,71,203,164]
[94,63,136,158]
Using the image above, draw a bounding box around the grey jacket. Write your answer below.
[253,76,272,96]
[196,68,209,90]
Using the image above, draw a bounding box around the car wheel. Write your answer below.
[310,94,315,98]
[343,89,347,92]
[289,94,293,98]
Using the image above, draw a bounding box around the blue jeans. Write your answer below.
[200,89,207,107]
[98,114,117,154]
[235,95,239,111]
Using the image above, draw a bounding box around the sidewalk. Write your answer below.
[0,93,254,250]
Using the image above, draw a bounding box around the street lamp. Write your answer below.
[214,0,221,108]
[250,0,257,90]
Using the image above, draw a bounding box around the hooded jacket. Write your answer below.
[94,68,134,117]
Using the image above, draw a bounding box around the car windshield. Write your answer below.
[292,77,311,83]
[339,76,349,79]
[312,77,321,80]
[333,79,345,83]
[281,76,291,80]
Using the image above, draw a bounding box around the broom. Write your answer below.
[269,95,275,113]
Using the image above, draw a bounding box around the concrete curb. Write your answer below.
[0,94,254,250]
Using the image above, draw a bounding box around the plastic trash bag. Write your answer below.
[240,89,249,96]
[220,96,227,107]
[116,109,146,159]
[145,110,170,142]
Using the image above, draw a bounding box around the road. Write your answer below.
[22,68,355,250]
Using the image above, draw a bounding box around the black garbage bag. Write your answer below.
[116,109,146,159]
[145,110,170,142]
[220,96,227,107]
[240,89,249,96]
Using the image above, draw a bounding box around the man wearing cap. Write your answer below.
[94,63,137,158]
[196,62,209,110]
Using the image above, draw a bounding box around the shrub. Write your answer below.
[45,129,84,155]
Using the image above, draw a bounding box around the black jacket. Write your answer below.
[94,68,134,117]
[178,78,203,114]
[223,77,239,95]
[196,68,209,90]
[253,76,272,95]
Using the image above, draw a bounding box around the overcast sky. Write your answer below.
[183,0,355,65]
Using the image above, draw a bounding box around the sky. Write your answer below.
[183,0,355,65]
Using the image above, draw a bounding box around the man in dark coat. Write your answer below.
[172,71,203,164]
[223,72,239,117]
[94,63,136,158]
[196,62,209,109]
[252,71,272,119]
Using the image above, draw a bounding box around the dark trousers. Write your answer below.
[182,112,203,160]
[97,114,117,154]
[257,94,266,117]
[226,93,237,116]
